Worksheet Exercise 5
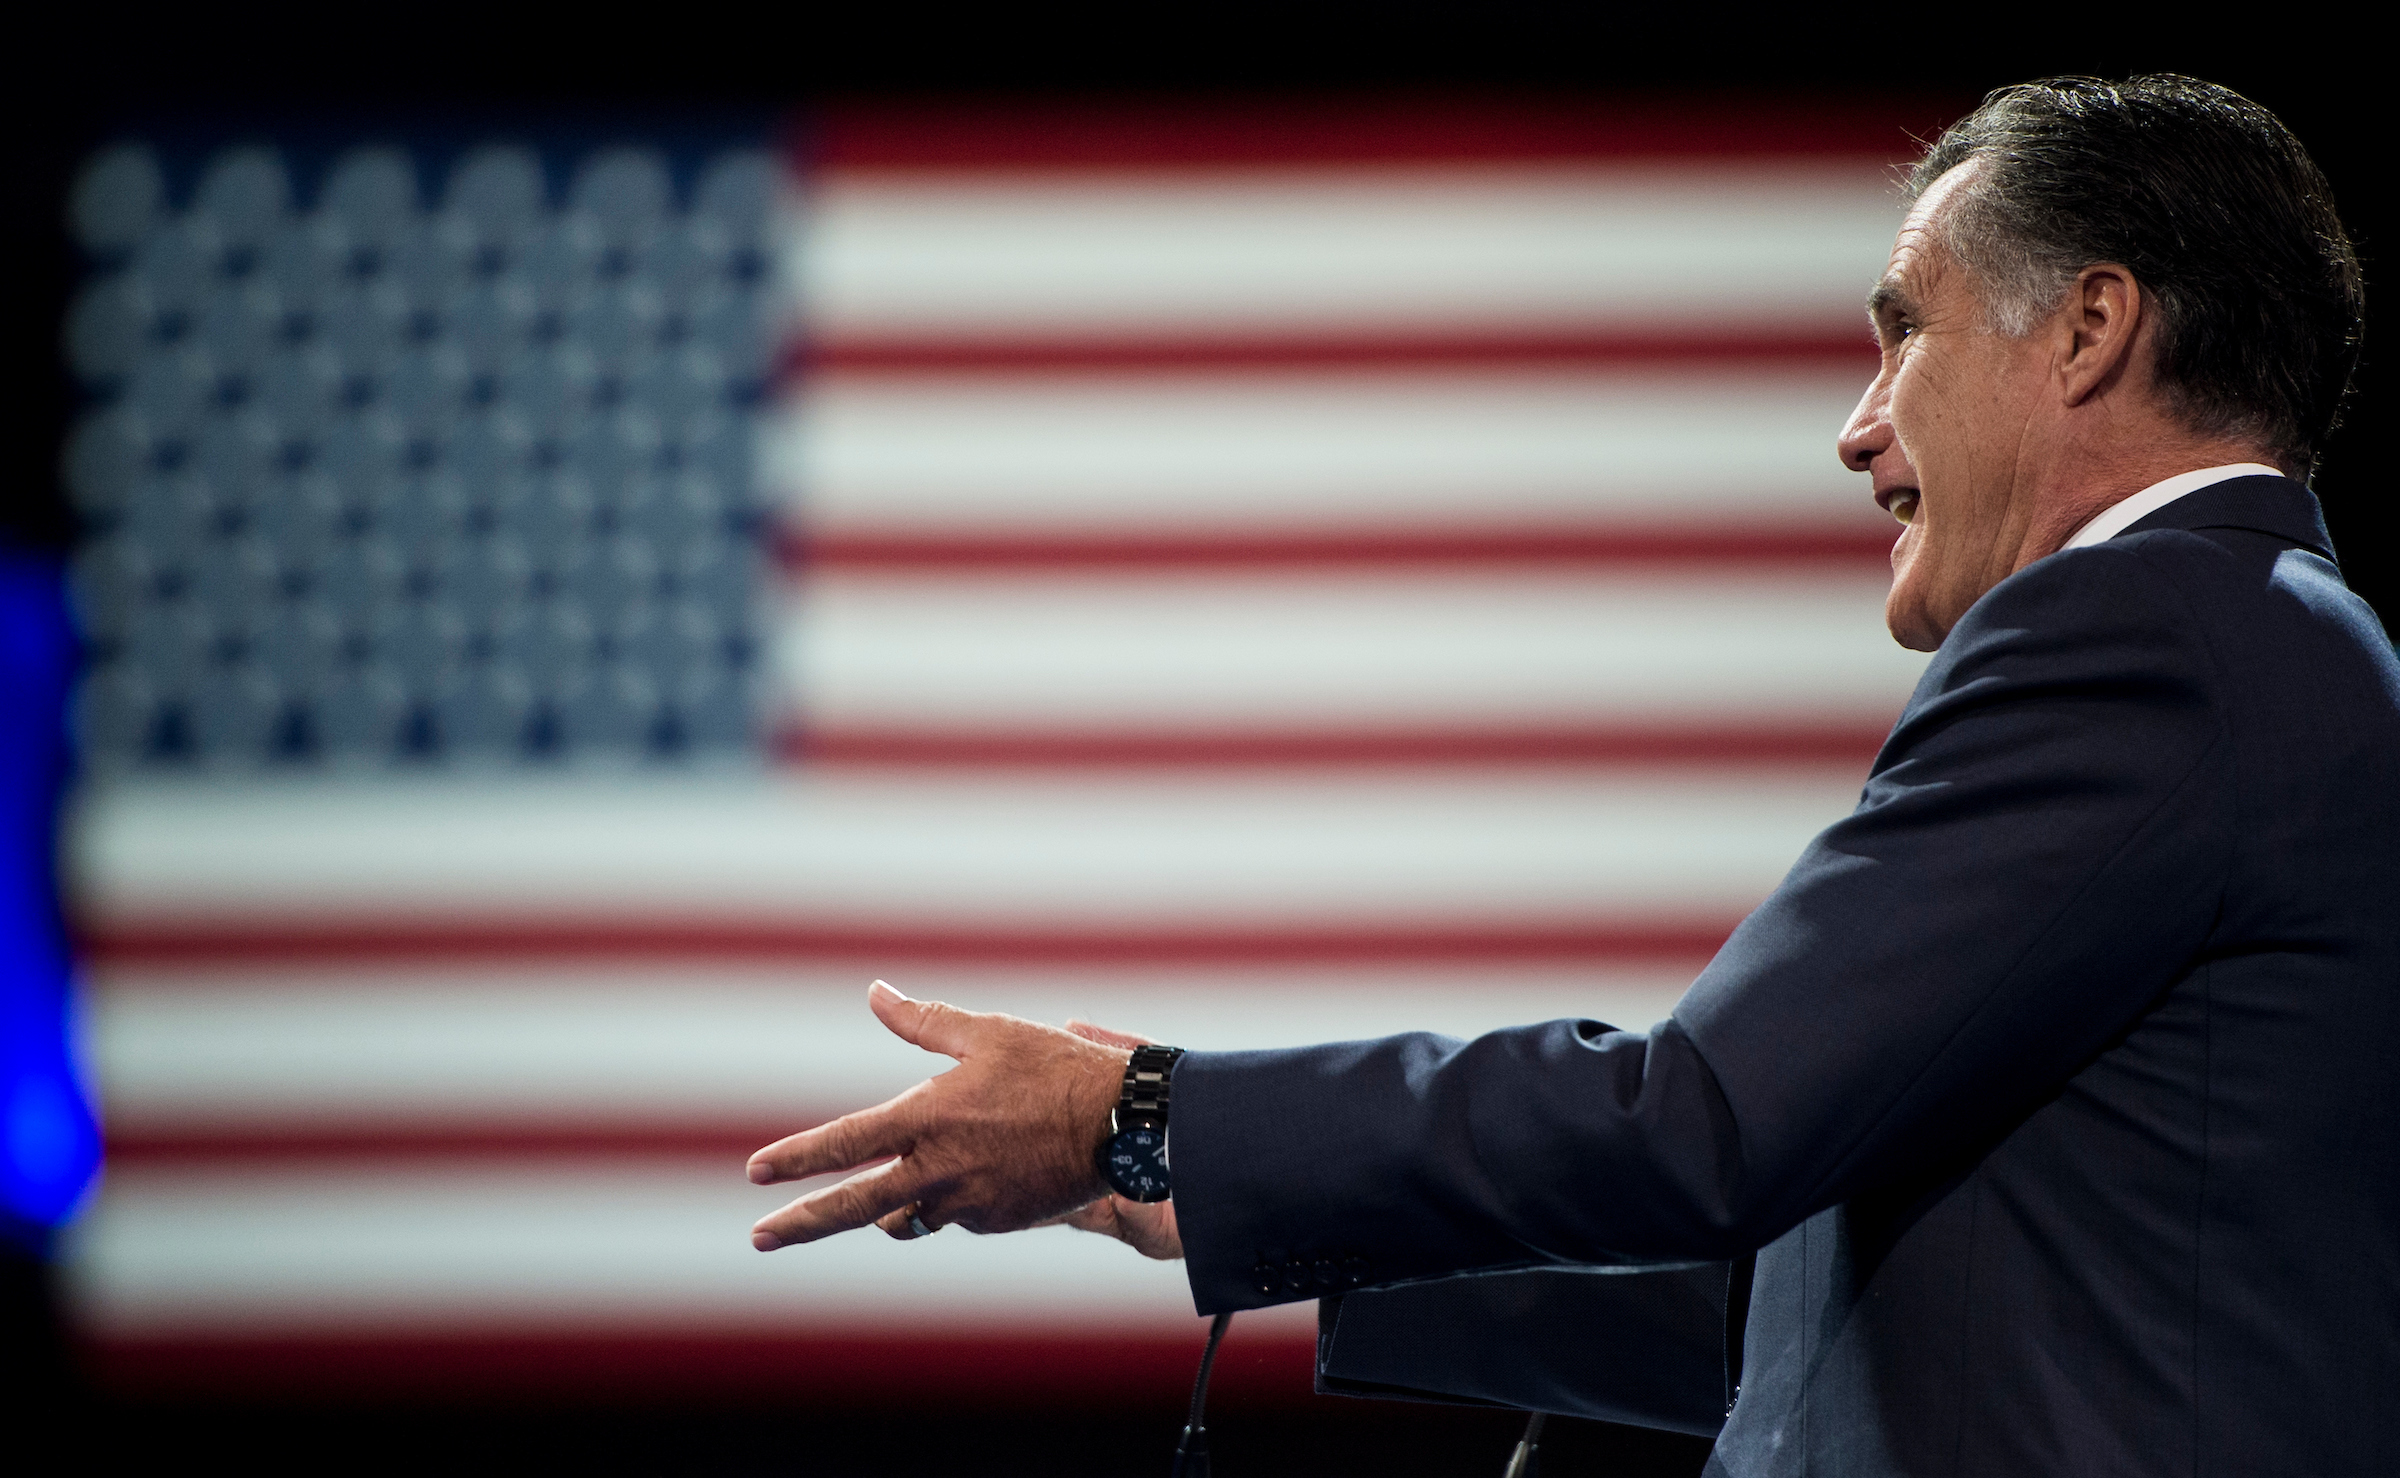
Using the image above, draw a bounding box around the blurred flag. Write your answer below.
[60,101,1928,1402]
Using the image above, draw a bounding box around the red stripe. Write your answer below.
[781,722,1892,769]
[79,920,1738,969]
[81,1327,1317,1403]
[811,97,1956,170]
[783,525,1898,573]
[794,331,1879,375]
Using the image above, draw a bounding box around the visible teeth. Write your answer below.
[1890,492,1918,526]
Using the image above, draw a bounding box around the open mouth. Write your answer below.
[1883,489,1921,526]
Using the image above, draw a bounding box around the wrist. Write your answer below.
[1070,1046,1131,1193]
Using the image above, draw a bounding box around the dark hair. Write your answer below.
[1911,75,2364,476]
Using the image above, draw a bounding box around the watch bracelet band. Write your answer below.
[1117,1044,1183,1126]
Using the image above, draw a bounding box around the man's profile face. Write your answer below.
[1841,162,2057,651]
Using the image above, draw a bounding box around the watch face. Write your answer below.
[1102,1125,1171,1202]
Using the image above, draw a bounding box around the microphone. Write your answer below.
[1500,1412,1547,1478]
[1167,1311,1548,1476]
[1170,1311,1234,1477]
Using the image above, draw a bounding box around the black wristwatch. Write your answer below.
[1095,1044,1183,1202]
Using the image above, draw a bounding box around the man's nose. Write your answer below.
[1837,379,1893,473]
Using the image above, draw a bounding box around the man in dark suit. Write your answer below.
[745,77,2394,1474]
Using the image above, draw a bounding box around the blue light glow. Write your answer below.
[1,552,99,1251]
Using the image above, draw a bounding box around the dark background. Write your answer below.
[7,15,2385,1476]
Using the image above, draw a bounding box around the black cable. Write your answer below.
[1501,1411,1547,1478]
[1170,1311,1234,1477]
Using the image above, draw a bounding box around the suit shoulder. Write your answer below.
[1933,528,2400,738]
[1890,542,2223,773]
[2109,524,2397,680]
[1936,538,2212,673]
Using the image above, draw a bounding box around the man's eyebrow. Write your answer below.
[1866,278,1914,321]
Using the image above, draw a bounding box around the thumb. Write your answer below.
[867,979,978,1059]
[1065,1018,1157,1050]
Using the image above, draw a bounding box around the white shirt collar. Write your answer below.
[2061,463,2286,551]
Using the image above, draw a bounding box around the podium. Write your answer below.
[1315,1259,1748,1438]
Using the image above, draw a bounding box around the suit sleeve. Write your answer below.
[1169,542,2233,1314]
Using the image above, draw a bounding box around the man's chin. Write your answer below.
[1884,582,1948,653]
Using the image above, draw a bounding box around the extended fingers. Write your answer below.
[753,1158,924,1249]
[748,1095,920,1186]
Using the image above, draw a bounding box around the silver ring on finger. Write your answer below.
[907,1210,938,1238]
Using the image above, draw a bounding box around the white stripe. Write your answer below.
[793,165,1900,338]
[768,369,1883,529]
[93,965,1696,1130]
[779,569,1923,728]
[71,772,1862,925]
[66,1161,1284,1334]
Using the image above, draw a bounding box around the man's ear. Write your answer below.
[2058,263,2144,407]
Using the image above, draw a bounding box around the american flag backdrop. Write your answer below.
[59,101,1934,1404]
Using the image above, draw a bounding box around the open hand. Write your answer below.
[747,981,1128,1248]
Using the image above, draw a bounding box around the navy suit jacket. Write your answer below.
[1170,476,2400,1475]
